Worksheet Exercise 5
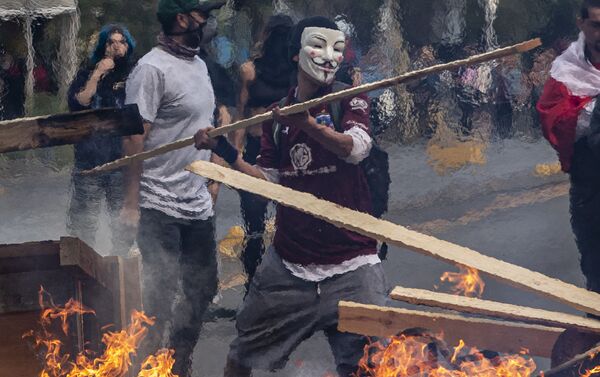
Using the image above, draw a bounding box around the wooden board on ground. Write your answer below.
[0,104,144,153]
[186,161,600,316]
[390,286,600,334]
[338,301,563,357]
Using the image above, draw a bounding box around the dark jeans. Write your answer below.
[570,181,600,293]
[67,170,134,255]
[239,134,269,283]
[570,139,600,295]
[239,190,268,282]
[137,208,218,377]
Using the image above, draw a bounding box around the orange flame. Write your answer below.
[38,287,95,336]
[138,350,178,377]
[26,287,178,377]
[440,267,486,298]
[581,365,600,377]
[357,334,537,377]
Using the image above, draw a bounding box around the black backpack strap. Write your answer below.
[330,81,351,132]
[272,96,289,150]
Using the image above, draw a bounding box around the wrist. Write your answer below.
[306,117,326,133]
[300,117,318,132]
[214,136,239,164]
[91,70,104,81]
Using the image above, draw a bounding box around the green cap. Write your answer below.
[157,0,225,19]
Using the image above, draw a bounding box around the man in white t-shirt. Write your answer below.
[121,0,224,375]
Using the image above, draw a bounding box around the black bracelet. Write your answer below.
[214,136,239,164]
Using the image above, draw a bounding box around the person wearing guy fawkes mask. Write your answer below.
[195,16,388,377]
[121,0,225,375]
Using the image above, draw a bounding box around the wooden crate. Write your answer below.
[0,237,142,376]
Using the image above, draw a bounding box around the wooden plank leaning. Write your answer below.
[338,301,563,358]
[390,286,600,334]
[186,161,600,317]
[83,38,542,175]
[0,104,144,154]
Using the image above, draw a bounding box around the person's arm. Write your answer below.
[537,78,590,149]
[120,63,164,226]
[194,128,267,180]
[208,153,223,203]
[231,61,256,150]
[75,58,115,107]
[195,111,285,182]
[274,107,354,158]
[121,122,150,226]
[207,105,234,204]
[271,93,375,161]
[537,77,593,171]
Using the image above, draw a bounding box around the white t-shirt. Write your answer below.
[126,47,215,220]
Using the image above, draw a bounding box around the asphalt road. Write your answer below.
[0,139,584,376]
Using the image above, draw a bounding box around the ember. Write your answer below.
[440,266,486,298]
[25,287,178,377]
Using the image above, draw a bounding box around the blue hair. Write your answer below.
[90,24,136,65]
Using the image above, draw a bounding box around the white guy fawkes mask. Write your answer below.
[299,27,346,85]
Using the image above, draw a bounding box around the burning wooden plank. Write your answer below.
[0,104,144,154]
[390,286,600,334]
[186,161,600,317]
[338,301,563,358]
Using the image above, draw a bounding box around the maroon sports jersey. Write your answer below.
[257,85,378,266]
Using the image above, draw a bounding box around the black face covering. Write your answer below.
[168,14,206,49]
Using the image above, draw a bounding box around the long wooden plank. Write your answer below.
[186,161,600,316]
[0,104,144,153]
[84,38,541,175]
[338,301,563,357]
[390,286,600,334]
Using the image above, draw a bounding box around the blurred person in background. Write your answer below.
[66,24,136,256]
[0,45,25,120]
[537,0,600,305]
[230,14,295,286]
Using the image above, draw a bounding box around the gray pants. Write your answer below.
[228,247,387,376]
[67,171,134,255]
[137,208,218,377]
